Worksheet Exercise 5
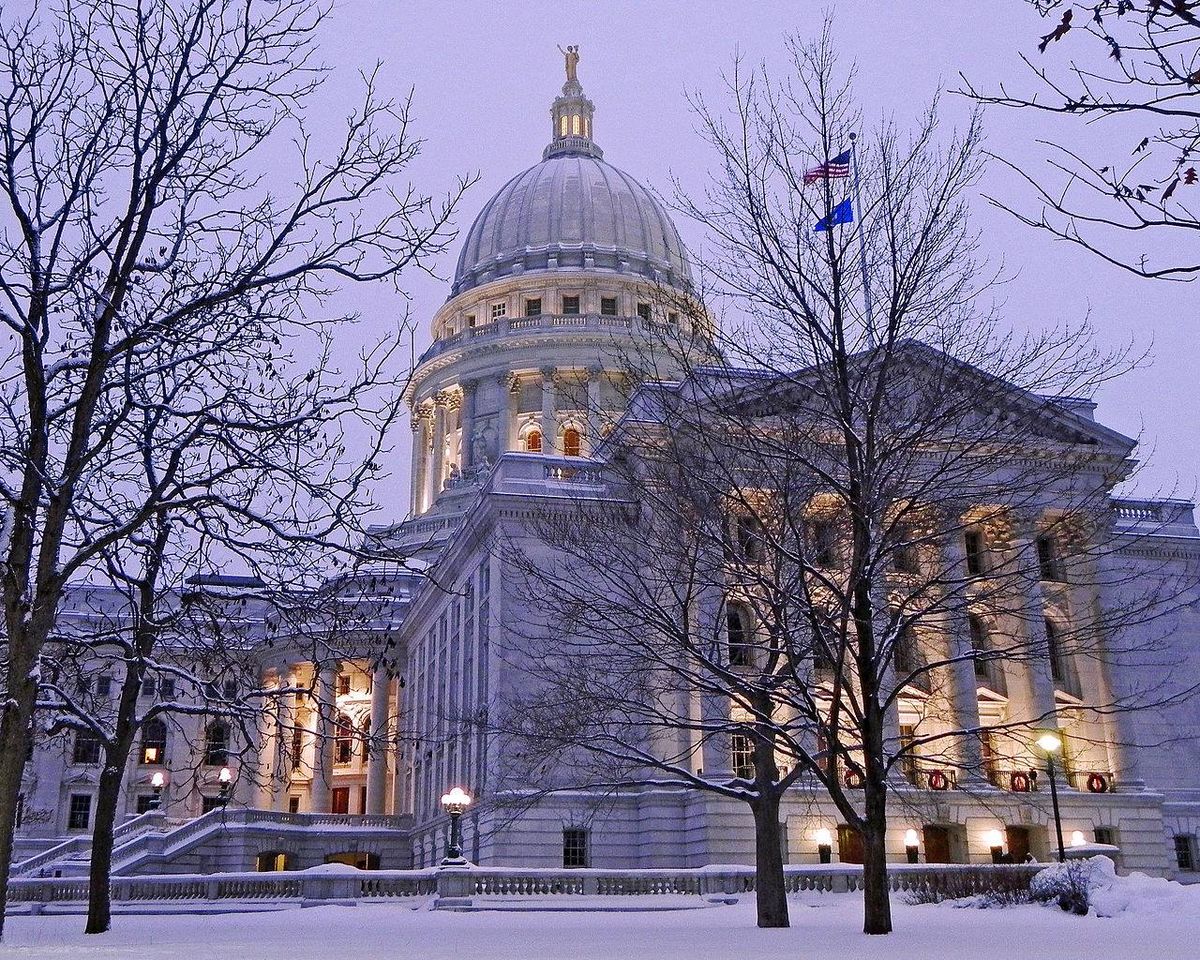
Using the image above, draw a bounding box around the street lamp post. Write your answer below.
[440,787,472,864]
[1037,731,1067,863]
[815,827,833,865]
[150,771,166,810]
[217,766,233,807]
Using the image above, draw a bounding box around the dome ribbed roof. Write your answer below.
[451,153,693,298]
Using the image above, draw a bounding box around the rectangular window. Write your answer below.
[524,298,542,317]
[731,733,755,779]
[809,519,838,568]
[96,675,113,697]
[969,615,991,680]
[561,295,580,315]
[201,796,224,814]
[288,796,301,814]
[291,727,303,771]
[1175,834,1197,872]
[964,529,987,577]
[336,674,351,697]
[67,794,92,830]
[465,314,476,328]
[72,731,102,765]
[899,725,918,784]
[980,728,999,786]
[893,526,921,575]
[223,679,237,700]
[667,311,679,325]
[892,621,918,674]
[1093,826,1118,847]
[1037,535,1065,582]
[563,827,589,868]
[158,677,175,699]
[600,296,618,316]
[490,301,507,320]
[140,677,156,698]
[636,302,651,322]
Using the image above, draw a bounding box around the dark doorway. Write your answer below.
[837,825,864,864]
[255,851,291,871]
[324,851,379,870]
[331,787,350,814]
[923,826,952,863]
[1006,826,1031,862]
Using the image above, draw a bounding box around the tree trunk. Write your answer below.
[0,672,38,942]
[750,793,789,928]
[861,780,892,935]
[85,764,126,934]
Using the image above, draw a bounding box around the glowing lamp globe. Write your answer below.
[814,827,833,847]
[1071,830,1086,847]
[904,829,919,847]
[150,771,166,789]
[440,786,472,814]
[218,766,233,784]
[1037,732,1063,754]
[985,829,1003,849]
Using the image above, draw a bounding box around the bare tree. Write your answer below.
[492,27,1191,938]
[961,1,1200,280]
[0,0,468,936]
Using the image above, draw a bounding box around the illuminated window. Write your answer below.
[336,673,351,697]
[562,427,582,457]
[335,713,354,765]
[572,114,581,135]
[560,115,568,136]
[523,427,542,453]
[140,719,167,765]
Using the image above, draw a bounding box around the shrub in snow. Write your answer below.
[1030,859,1095,915]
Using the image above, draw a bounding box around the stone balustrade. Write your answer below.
[6,862,1042,913]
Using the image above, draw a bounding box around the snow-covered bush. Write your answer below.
[1030,858,1095,915]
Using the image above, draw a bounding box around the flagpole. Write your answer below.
[848,132,875,350]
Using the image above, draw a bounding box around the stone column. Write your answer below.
[1011,520,1059,730]
[391,672,409,815]
[497,373,517,456]
[256,667,280,809]
[273,666,296,812]
[942,534,986,783]
[586,366,603,455]
[366,665,392,814]
[540,366,557,454]
[459,380,477,471]
[309,662,336,814]
[410,406,432,515]
[428,395,448,503]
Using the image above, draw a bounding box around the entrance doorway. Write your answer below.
[331,787,350,814]
[255,851,291,872]
[1005,826,1047,862]
[922,824,967,863]
[837,825,864,864]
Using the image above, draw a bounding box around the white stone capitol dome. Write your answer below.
[450,73,693,298]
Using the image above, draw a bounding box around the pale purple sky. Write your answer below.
[191,2,1200,512]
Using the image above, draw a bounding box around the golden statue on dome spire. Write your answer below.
[557,44,580,85]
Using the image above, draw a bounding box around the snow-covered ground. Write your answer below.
[5,879,1200,960]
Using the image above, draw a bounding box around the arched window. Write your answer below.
[726,603,753,667]
[140,718,167,765]
[559,114,568,137]
[562,426,582,457]
[572,113,581,135]
[335,712,354,765]
[522,427,542,453]
[203,721,229,766]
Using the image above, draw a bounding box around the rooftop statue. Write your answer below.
[557,43,580,84]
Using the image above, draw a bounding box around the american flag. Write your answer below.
[803,149,851,185]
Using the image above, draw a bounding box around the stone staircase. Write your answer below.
[12,808,414,877]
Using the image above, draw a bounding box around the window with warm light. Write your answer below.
[562,427,582,457]
[335,713,354,765]
[523,427,542,453]
[140,718,167,765]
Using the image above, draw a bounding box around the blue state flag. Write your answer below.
[814,198,853,232]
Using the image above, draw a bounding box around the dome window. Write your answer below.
[561,295,580,315]
[524,298,542,317]
[560,115,569,137]
[491,302,507,320]
[600,297,618,316]
[636,302,652,322]
[572,114,581,135]
[522,426,543,453]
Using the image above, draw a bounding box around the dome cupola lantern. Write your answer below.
[545,44,601,160]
